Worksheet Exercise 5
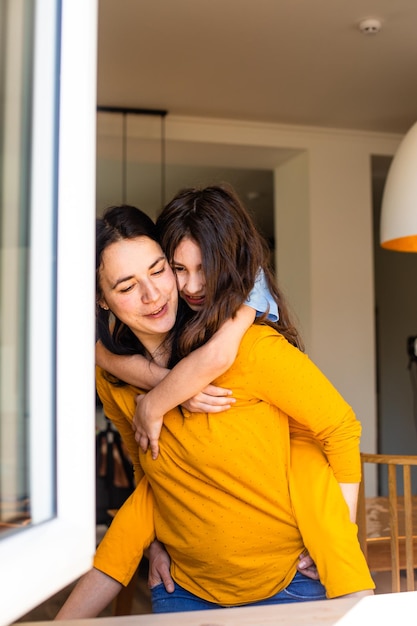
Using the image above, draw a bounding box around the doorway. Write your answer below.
[372,155,417,460]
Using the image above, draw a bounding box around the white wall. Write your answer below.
[166,115,402,455]
[274,152,311,344]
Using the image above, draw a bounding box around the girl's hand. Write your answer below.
[133,386,235,461]
[133,393,164,460]
[181,384,235,413]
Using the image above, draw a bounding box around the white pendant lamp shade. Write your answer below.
[380,121,417,252]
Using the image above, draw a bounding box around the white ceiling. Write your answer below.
[96,1,415,236]
[97,0,417,134]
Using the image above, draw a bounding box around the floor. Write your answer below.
[13,552,411,623]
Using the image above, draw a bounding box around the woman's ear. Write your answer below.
[98,299,109,311]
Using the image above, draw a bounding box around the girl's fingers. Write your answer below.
[202,384,233,397]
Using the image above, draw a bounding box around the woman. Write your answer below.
[56,195,373,618]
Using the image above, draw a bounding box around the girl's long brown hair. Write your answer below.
[156,185,303,359]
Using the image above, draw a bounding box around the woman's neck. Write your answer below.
[136,333,171,368]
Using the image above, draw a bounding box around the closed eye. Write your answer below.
[152,262,167,276]
[120,284,134,293]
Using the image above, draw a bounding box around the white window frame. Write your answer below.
[0,1,98,624]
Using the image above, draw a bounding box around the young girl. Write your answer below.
[96,186,282,460]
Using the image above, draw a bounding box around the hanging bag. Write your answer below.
[96,418,135,525]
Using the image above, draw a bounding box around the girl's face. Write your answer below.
[98,236,178,352]
[172,238,206,312]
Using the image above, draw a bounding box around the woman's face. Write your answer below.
[172,238,206,312]
[98,236,178,350]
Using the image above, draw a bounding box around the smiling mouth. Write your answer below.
[185,294,205,304]
[148,304,167,317]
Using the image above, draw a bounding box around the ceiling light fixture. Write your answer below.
[380,121,417,251]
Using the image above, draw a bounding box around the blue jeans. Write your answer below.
[151,571,327,613]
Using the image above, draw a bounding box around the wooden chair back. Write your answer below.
[357,453,417,592]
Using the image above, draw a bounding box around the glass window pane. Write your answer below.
[0,0,35,534]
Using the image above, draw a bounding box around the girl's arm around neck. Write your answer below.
[135,305,256,458]
[96,340,169,389]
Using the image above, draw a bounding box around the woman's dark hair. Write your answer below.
[96,204,186,363]
[157,184,303,357]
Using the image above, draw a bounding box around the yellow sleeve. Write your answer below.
[96,366,144,485]
[94,476,155,586]
[247,326,361,482]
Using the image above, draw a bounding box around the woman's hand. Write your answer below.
[147,540,174,592]
[133,386,234,460]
